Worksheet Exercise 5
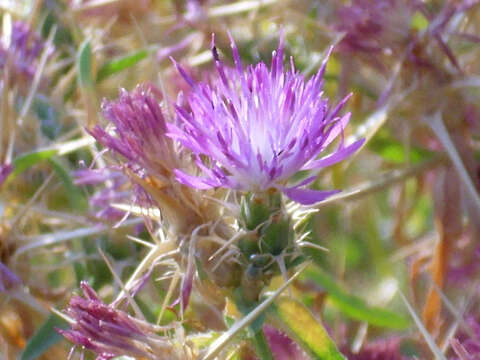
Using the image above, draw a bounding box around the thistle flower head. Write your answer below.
[170,34,364,205]
[89,83,216,232]
[59,281,189,360]
[91,84,176,179]
[0,20,47,80]
[336,0,414,56]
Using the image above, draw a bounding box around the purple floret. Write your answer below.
[58,281,173,360]
[0,261,21,292]
[90,83,176,179]
[73,167,131,221]
[169,33,363,204]
[335,0,413,55]
[0,21,48,79]
[0,163,13,187]
[341,337,411,360]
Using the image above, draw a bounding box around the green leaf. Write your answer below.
[368,130,433,164]
[399,292,447,360]
[41,11,73,46]
[135,297,157,324]
[252,328,275,360]
[33,95,62,140]
[11,149,58,178]
[20,313,69,360]
[77,40,94,88]
[48,158,87,210]
[303,267,410,330]
[73,261,87,285]
[234,288,266,333]
[97,49,148,82]
[269,298,344,360]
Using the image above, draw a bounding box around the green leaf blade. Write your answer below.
[96,49,148,82]
[11,149,58,178]
[20,314,69,360]
[270,298,344,360]
[48,158,88,210]
[77,40,94,88]
[304,267,410,330]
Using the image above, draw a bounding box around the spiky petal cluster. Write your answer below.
[58,281,185,360]
[90,83,219,233]
[335,0,414,56]
[0,21,46,79]
[90,84,176,180]
[170,35,364,204]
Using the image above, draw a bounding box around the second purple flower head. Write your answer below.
[170,33,364,205]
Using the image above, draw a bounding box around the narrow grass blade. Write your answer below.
[14,218,142,257]
[426,112,480,213]
[304,267,410,330]
[20,313,69,360]
[10,149,58,178]
[313,155,446,209]
[48,158,87,210]
[399,291,447,360]
[97,49,148,82]
[202,264,307,360]
[77,39,94,88]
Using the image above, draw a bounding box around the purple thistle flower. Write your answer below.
[0,261,21,293]
[90,84,177,181]
[335,0,415,56]
[89,83,214,233]
[59,281,185,360]
[450,315,480,360]
[341,338,410,360]
[0,163,13,187]
[73,166,132,221]
[169,34,364,205]
[0,21,47,79]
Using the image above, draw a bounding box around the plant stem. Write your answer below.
[252,327,275,360]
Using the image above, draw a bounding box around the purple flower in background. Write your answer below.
[450,315,480,360]
[263,325,309,360]
[170,34,364,204]
[0,163,13,187]
[90,83,211,233]
[0,261,21,292]
[73,166,131,221]
[336,0,414,56]
[59,281,184,360]
[0,21,47,79]
[341,338,410,360]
